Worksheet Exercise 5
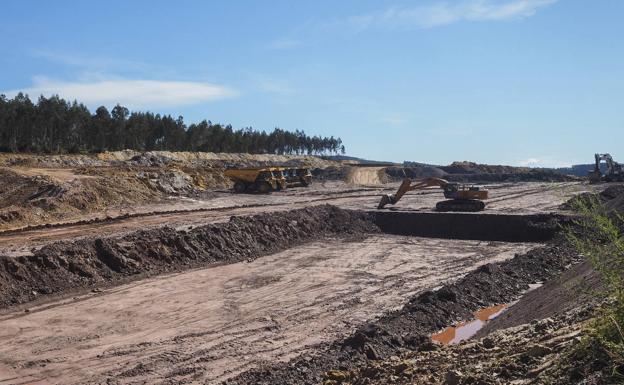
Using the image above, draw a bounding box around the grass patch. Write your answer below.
[564,193,624,382]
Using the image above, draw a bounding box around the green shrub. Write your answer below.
[565,193,624,380]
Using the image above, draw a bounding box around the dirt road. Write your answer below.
[0,235,535,384]
[0,182,584,256]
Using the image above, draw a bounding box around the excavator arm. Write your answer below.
[378,178,449,209]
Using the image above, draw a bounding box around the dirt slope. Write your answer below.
[0,205,376,309]
[0,235,533,385]
[0,151,340,169]
[0,151,346,230]
[226,239,579,385]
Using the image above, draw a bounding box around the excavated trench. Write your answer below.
[0,206,577,384]
[374,211,565,242]
[0,206,565,310]
[221,210,578,385]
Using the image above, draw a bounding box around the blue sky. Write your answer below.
[1,0,622,166]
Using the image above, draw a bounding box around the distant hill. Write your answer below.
[552,164,601,177]
[338,157,600,178]
[322,155,397,166]
[404,160,600,178]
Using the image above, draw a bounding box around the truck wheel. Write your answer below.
[257,182,271,193]
[234,181,247,193]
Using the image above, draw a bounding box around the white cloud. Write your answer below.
[518,157,571,168]
[347,0,557,30]
[519,157,541,166]
[2,76,237,108]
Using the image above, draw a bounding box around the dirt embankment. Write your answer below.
[375,211,565,242]
[0,167,164,230]
[0,151,347,230]
[327,305,593,385]
[386,161,579,183]
[0,150,340,169]
[0,151,583,231]
[345,167,390,185]
[0,205,377,309]
[226,239,579,385]
[326,260,604,385]
[563,183,624,214]
[304,185,624,385]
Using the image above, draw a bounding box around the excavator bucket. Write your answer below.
[378,179,413,209]
[378,194,393,209]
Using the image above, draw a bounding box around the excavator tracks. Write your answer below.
[435,199,486,212]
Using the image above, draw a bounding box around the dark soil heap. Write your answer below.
[384,161,578,183]
[0,205,378,309]
[602,184,624,213]
[226,240,579,385]
[563,184,624,212]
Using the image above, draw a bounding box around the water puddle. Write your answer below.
[431,304,508,345]
[431,282,544,345]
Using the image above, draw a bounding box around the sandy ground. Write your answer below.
[0,181,586,256]
[0,234,535,385]
[0,178,591,384]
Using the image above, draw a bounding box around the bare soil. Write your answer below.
[0,235,534,385]
[0,206,376,309]
[0,153,602,385]
[226,238,579,385]
[0,181,587,257]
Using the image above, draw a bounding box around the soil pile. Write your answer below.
[603,184,624,213]
[385,166,446,180]
[0,151,347,229]
[0,167,163,230]
[321,305,592,385]
[0,168,60,225]
[441,161,534,174]
[384,161,577,183]
[0,151,341,170]
[563,184,624,215]
[345,167,390,185]
[322,255,609,384]
[477,260,603,336]
[226,239,579,385]
[312,166,350,181]
[0,205,378,309]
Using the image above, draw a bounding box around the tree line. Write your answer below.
[0,93,345,155]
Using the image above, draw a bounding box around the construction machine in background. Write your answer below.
[282,168,313,187]
[378,177,489,212]
[224,167,287,193]
[588,153,624,183]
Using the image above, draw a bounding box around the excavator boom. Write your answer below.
[378,177,488,212]
[378,178,448,209]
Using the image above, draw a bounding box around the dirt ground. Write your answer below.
[0,155,601,385]
[0,180,587,257]
[0,235,534,385]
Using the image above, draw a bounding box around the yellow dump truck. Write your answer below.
[224,167,287,193]
[282,167,312,187]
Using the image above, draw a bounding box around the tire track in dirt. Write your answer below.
[0,235,535,384]
[0,182,584,257]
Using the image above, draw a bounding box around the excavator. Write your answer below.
[378,177,488,212]
[588,153,624,183]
